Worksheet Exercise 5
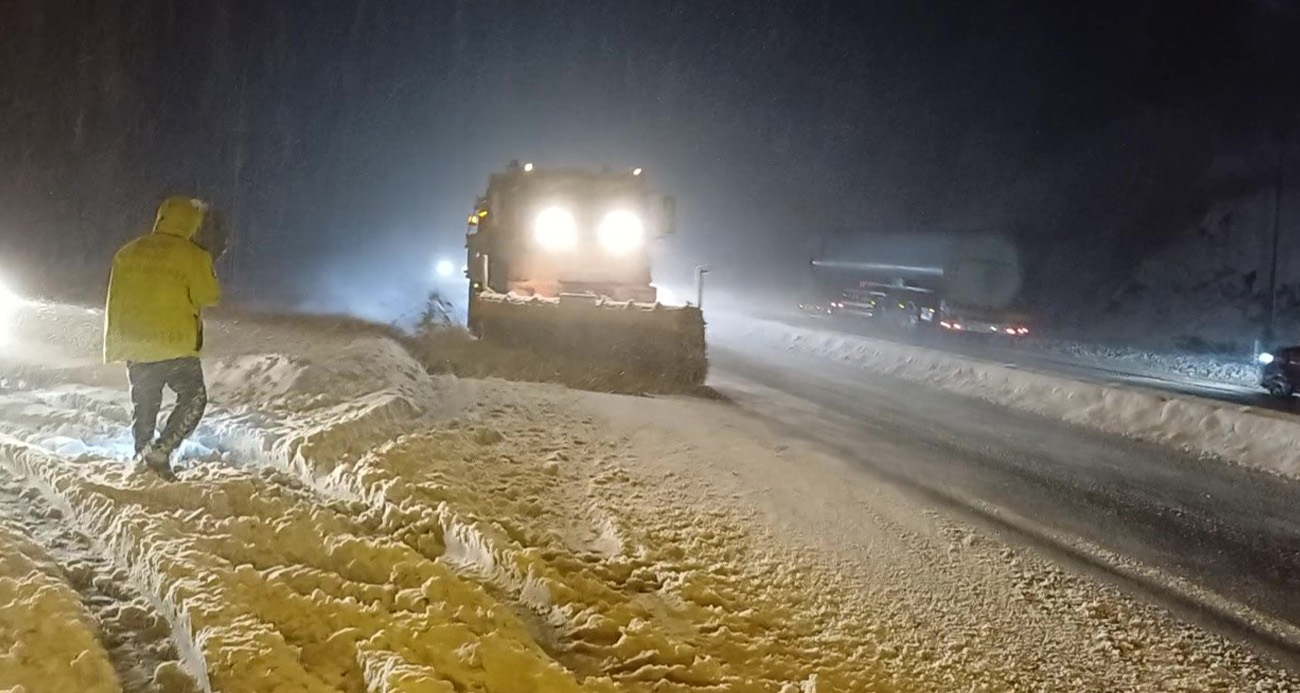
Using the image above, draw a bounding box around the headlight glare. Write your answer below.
[598,210,644,255]
[0,279,24,346]
[534,207,577,250]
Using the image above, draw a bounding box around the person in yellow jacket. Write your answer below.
[104,196,222,479]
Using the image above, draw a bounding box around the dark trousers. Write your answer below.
[127,357,207,456]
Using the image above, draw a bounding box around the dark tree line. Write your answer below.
[1,0,1296,309]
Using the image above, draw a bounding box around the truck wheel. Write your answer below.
[1267,380,1294,399]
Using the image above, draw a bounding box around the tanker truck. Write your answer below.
[810,230,1030,337]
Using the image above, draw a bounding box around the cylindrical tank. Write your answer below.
[816,231,1022,309]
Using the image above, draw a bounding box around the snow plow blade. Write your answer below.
[471,292,707,390]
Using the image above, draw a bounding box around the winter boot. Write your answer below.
[138,445,176,482]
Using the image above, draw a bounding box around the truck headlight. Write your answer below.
[1259,352,1276,365]
[598,210,644,255]
[534,207,577,250]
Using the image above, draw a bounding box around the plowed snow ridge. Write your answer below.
[0,514,120,692]
[723,316,1300,480]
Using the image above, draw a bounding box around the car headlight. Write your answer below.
[534,207,577,250]
[598,210,644,255]
[1258,352,1276,365]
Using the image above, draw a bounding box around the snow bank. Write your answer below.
[725,316,1300,479]
[1034,338,1257,387]
[0,522,121,693]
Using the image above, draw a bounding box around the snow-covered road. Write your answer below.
[708,319,1300,669]
[0,302,1297,691]
[777,311,1284,412]
[728,314,1300,479]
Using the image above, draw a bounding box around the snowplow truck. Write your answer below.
[465,162,707,388]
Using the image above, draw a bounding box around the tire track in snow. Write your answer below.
[0,432,603,692]
[0,465,198,692]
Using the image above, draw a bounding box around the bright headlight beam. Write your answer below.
[0,278,24,347]
[1259,352,1276,365]
[434,259,455,278]
[534,207,577,250]
[598,210,644,255]
[0,279,21,316]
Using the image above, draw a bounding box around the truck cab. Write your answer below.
[466,163,674,307]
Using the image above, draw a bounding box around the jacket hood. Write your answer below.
[152,196,208,240]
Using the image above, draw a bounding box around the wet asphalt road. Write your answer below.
[709,339,1300,668]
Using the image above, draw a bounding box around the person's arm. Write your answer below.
[189,248,221,309]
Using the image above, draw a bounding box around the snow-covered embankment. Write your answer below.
[723,316,1300,480]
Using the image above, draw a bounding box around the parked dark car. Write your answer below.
[1259,347,1300,398]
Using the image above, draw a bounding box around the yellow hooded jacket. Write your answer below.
[104,197,221,363]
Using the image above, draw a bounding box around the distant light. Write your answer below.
[0,278,22,311]
[0,278,24,345]
[478,209,488,218]
[1005,327,1017,335]
[435,259,455,278]
[1259,352,1276,365]
[632,167,643,176]
[524,162,534,172]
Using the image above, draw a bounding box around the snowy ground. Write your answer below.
[727,314,1300,480]
[0,492,120,693]
[0,301,1297,691]
[773,306,1263,392]
[1029,336,1259,387]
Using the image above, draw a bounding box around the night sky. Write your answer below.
[1,0,1296,318]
